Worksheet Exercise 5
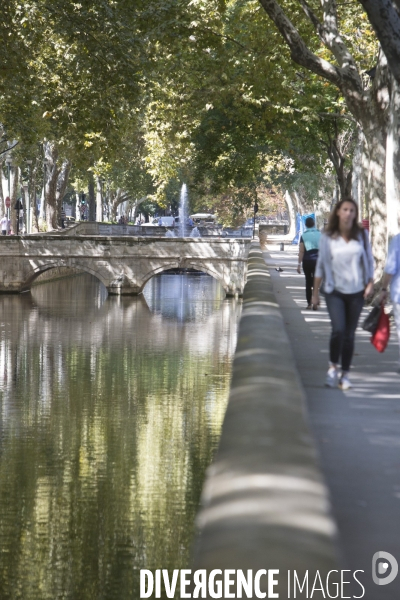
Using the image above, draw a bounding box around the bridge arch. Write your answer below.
[139,261,227,293]
[22,260,109,291]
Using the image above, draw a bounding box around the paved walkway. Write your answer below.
[264,244,400,599]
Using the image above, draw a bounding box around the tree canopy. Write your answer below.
[0,0,397,246]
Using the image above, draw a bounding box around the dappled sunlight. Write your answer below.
[241,309,280,318]
[234,347,281,359]
[247,268,270,276]
[198,470,336,536]
[198,498,336,536]
[304,316,332,322]
[204,473,329,498]
[242,300,279,309]
[265,244,400,402]
[229,381,302,405]
[265,245,400,570]
[286,285,306,289]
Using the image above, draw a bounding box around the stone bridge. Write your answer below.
[0,235,250,295]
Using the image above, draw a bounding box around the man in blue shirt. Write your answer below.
[380,233,400,370]
[297,216,321,309]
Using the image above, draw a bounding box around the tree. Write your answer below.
[257,0,398,273]
[2,0,393,246]
[136,0,371,233]
[358,0,400,85]
[0,0,153,229]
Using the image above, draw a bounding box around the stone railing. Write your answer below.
[192,242,339,595]
[61,222,253,238]
[0,235,250,296]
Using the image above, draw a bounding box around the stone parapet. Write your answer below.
[192,242,339,596]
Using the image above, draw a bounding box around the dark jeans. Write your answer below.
[324,289,365,371]
[303,259,316,304]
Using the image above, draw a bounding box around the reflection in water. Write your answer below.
[0,272,240,599]
[143,272,224,322]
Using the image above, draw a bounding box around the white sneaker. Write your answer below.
[325,368,339,388]
[339,375,351,390]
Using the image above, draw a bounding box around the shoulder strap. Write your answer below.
[363,228,368,251]
[359,228,368,251]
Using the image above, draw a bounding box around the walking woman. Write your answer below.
[312,199,374,390]
[297,216,321,309]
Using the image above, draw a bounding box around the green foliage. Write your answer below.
[0,0,380,216]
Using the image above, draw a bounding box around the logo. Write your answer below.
[372,552,398,586]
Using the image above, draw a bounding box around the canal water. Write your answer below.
[0,272,240,600]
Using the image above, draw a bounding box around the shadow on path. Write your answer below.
[264,244,400,600]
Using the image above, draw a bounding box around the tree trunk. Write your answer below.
[351,127,364,217]
[284,190,296,238]
[132,196,148,221]
[45,166,59,231]
[30,166,39,233]
[322,122,352,201]
[56,160,71,225]
[43,142,60,231]
[111,193,120,222]
[110,189,130,222]
[257,2,398,276]
[293,190,307,214]
[0,160,4,219]
[38,155,47,225]
[22,183,28,232]
[358,0,400,86]
[385,73,400,242]
[96,176,102,222]
[75,192,81,221]
[360,137,371,221]
[88,173,96,221]
[363,128,387,278]
[10,166,19,235]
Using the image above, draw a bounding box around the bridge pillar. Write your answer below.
[107,274,141,295]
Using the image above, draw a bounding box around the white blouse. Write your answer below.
[330,236,365,294]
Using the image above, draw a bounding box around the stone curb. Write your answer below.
[191,242,340,596]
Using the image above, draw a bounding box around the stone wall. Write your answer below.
[192,242,339,596]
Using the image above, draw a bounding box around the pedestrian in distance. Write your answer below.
[297,216,321,309]
[1,215,7,235]
[312,198,374,390]
[380,233,400,372]
[60,207,66,229]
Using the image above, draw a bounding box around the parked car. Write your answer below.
[141,216,178,227]
[65,216,76,226]
[190,213,216,226]
[159,216,176,227]
[141,218,160,227]
[242,218,255,229]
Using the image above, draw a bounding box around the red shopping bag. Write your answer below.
[371,306,390,352]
